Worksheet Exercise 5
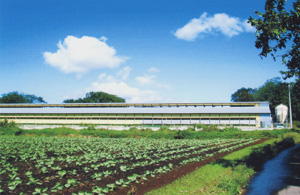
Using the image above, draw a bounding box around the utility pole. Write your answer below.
[289,84,293,128]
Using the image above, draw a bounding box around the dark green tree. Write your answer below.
[291,79,300,120]
[254,77,281,101]
[231,77,300,121]
[0,92,46,103]
[254,77,289,120]
[249,0,300,78]
[231,88,256,102]
[63,91,125,103]
[269,82,289,120]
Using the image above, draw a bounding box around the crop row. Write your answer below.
[0,137,258,194]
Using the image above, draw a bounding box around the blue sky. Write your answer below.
[0,0,294,103]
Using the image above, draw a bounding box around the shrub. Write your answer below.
[128,127,139,132]
[140,128,153,133]
[244,137,295,171]
[201,125,219,132]
[86,125,96,131]
[146,127,177,139]
[293,121,300,129]
[186,127,196,131]
[0,118,16,128]
[158,126,170,132]
[174,130,197,139]
[0,119,23,136]
[282,132,300,143]
[217,165,255,194]
[221,127,241,132]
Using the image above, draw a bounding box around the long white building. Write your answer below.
[0,102,273,128]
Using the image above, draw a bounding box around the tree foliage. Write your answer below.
[231,88,255,102]
[232,77,300,121]
[249,0,300,78]
[291,79,300,121]
[63,91,125,103]
[0,92,46,104]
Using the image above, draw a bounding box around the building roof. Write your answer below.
[0,106,270,114]
[0,102,269,108]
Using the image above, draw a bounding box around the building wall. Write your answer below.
[0,113,259,126]
[260,114,273,128]
[0,102,272,127]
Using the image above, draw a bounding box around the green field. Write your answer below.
[0,136,261,194]
[0,121,299,194]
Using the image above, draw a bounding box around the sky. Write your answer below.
[0,0,295,103]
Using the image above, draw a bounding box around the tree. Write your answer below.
[63,91,125,103]
[254,77,289,116]
[231,77,300,121]
[0,91,46,103]
[249,0,300,79]
[291,79,300,120]
[262,81,289,120]
[231,88,256,102]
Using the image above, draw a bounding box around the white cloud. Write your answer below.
[156,83,170,89]
[135,74,156,85]
[242,19,256,32]
[117,66,131,80]
[97,73,115,82]
[86,81,162,103]
[174,12,255,41]
[135,74,170,89]
[65,66,170,103]
[148,67,160,73]
[43,35,127,75]
[99,36,108,42]
[98,73,107,80]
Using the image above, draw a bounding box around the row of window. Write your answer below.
[0,113,259,117]
[0,115,258,119]
[2,117,257,121]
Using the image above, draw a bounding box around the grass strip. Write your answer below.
[146,136,298,195]
[0,125,293,140]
